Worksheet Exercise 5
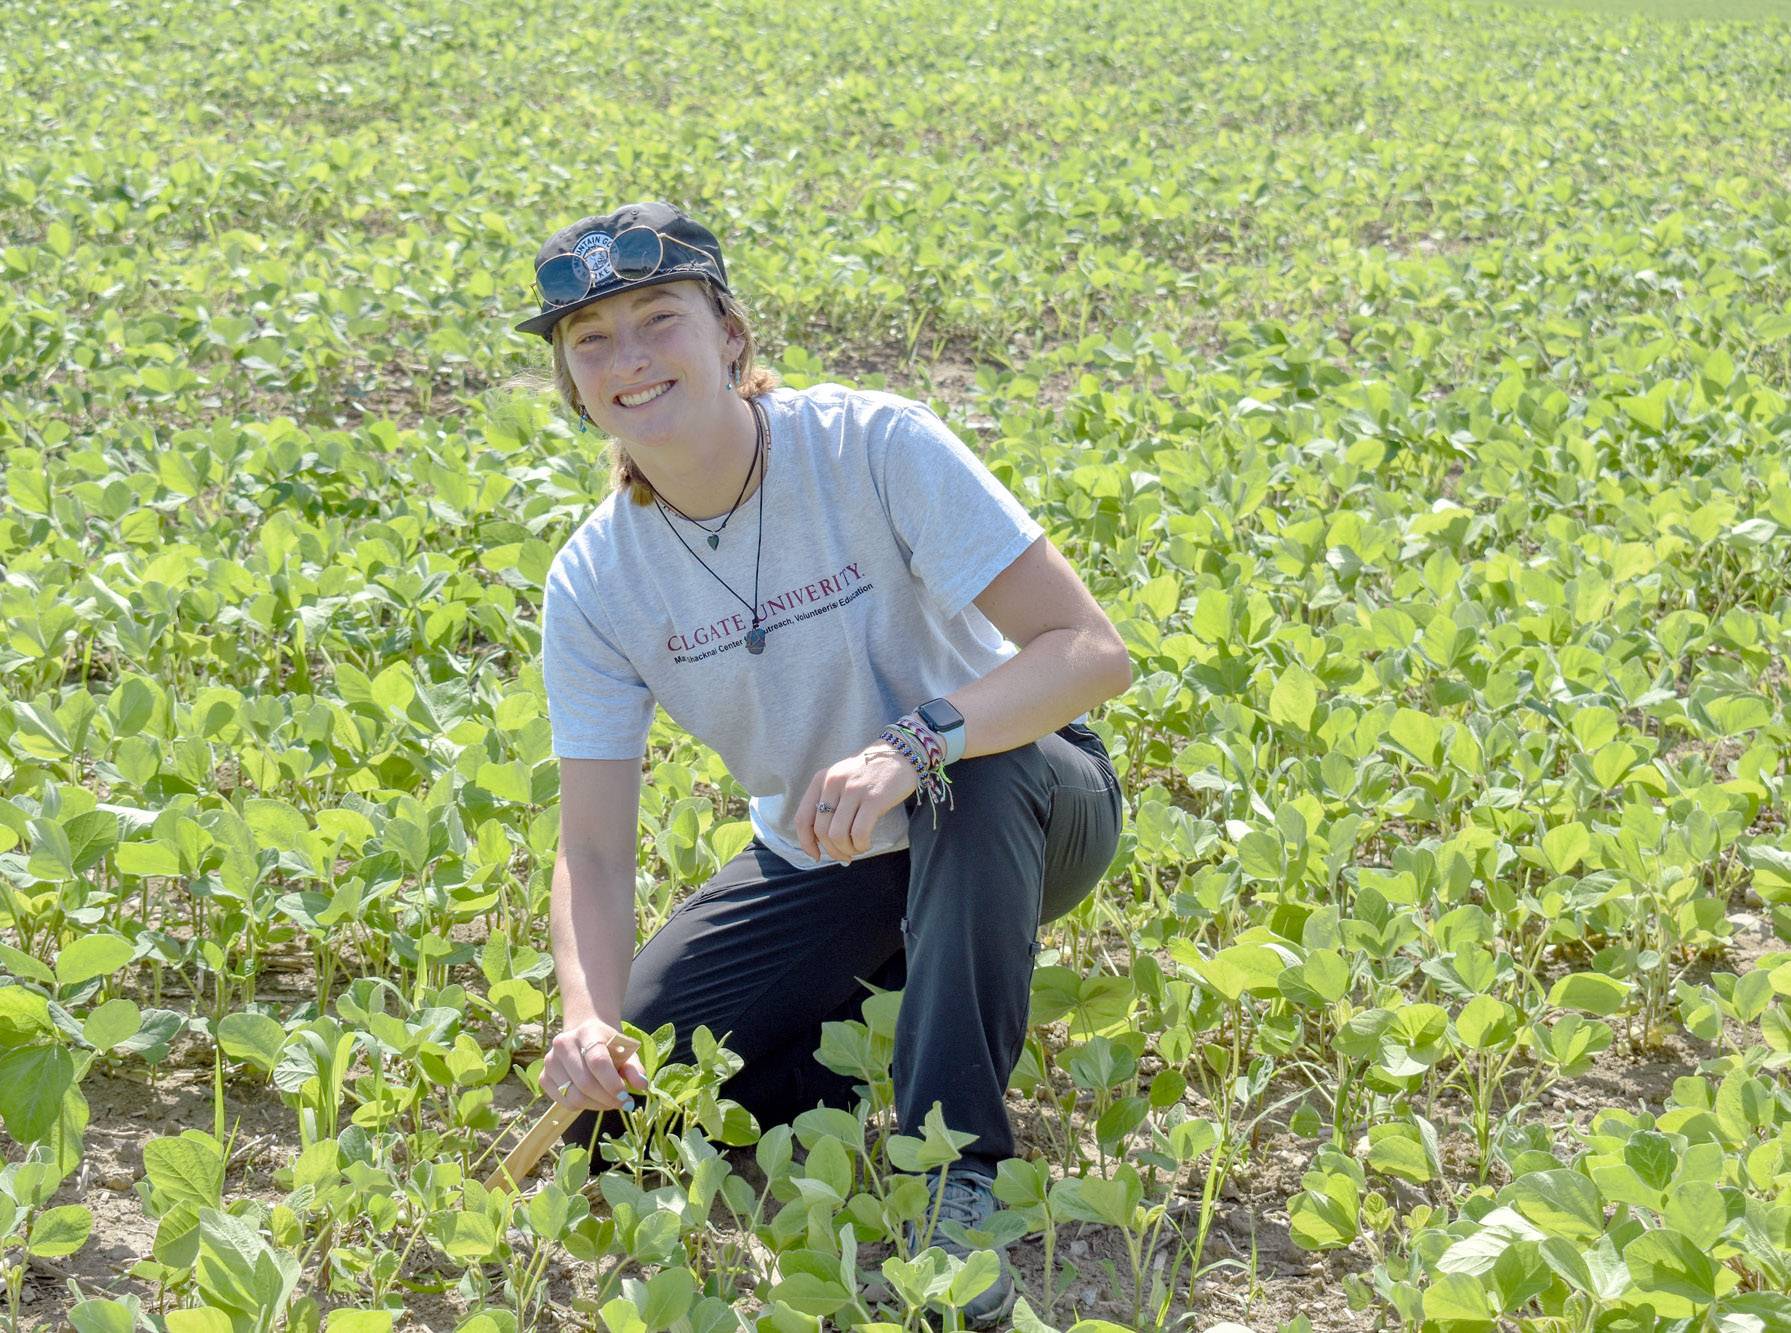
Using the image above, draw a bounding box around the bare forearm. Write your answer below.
[549,852,636,1029]
[949,626,1132,760]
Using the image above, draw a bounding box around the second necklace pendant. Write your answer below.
[707,534,720,549]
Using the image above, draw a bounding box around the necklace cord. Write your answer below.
[655,407,759,534]
[653,399,769,636]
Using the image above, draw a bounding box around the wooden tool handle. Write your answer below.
[485,1033,641,1194]
[485,1100,582,1193]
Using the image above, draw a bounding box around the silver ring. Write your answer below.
[816,801,835,814]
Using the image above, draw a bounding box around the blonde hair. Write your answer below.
[538,283,779,507]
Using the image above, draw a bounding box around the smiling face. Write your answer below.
[558,280,744,454]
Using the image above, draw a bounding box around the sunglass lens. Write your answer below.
[610,228,663,281]
[537,254,594,306]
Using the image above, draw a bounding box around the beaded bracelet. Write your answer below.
[879,723,934,791]
[880,715,955,824]
[882,725,950,814]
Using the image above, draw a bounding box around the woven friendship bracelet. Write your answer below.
[881,716,955,825]
[880,724,945,797]
[884,719,936,771]
[890,713,943,762]
[900,714,946,768]
[893,714,952,798]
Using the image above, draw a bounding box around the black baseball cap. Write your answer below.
[514,201,729,342]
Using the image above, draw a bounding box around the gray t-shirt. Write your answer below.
[541,382,1045,870]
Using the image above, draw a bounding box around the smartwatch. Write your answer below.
[915,697,966,765]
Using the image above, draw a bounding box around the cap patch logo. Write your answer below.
[571,230,615,284]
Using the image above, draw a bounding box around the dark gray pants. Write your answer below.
[563,721,1122,1176]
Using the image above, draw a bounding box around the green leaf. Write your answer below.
[1269,664,1318,732]
[1421,1272,1495,1325]
[1537,1236,1594,1294]
[1619,381,1671,433]
[324,1313,395,1332]
[371,664,414,713]
[25,816,76,880]
[709,820,755,865]
[601,1297,649,1333]
[242,798,313,856]
[1191,588,1232,644]
[1541,823,1591,875]
[196,1204,300,1315]
[0,1046,74,1142]
[1488,1239,1553,1314]
[217,1012,286,1072]
[1284,947,1349,1005]
[477,760,533,804]
[944,1249,1001,1308]
[881,1251,946,1310]
[801,1135,853,1201]
[165,1310,235,1333]
[1454,995,1517,1051]
[1664,1182,1727,1251]
[770,1272,853,1319]
[1367,1122,1434,1183]
[1195,942,1289,1001]
[1388,708,1444,767]
[1165,1117,1219,1163]
[55,933,135,988]
[435,1209,497,1261]
[1236,830,1284,882]
[116,839,182,877]
[1715,1295,1791,1333]
[1010,1298,1063,1333]
[142,1132,225,1210]
[27,1203,92,1257]
[1509,1170,1605,1242]
[640,1266,696,1330]
[490,977,546,1025]
[152,1199,202,1268]
[67,1298,139,1333]
[1624,1227,1720,1312]
[1715,1070,1775,1143]
[84,998,143,1053]
[64,809,119,872]
[1624,1131,1675,1193]
[1548,972,1632,1017]
[0,939,54,984]
[1288,1172,1358,1250]
[885,1102,975,1174]
[0,987,53,1038]
[1064,1166,1142,1228]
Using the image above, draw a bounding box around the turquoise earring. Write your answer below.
[578,408,589,433]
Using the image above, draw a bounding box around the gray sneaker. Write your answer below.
[902,1168,1017,1330]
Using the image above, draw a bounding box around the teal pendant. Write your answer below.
[746,627,766,655]
[707,534,720,549]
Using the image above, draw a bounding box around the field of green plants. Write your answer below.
[4,0,1791,1327]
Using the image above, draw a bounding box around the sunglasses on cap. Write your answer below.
[533,226,717,308]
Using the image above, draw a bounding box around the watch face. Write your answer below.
[918,698,964,732]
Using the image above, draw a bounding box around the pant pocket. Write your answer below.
[1039,780,1122,924]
